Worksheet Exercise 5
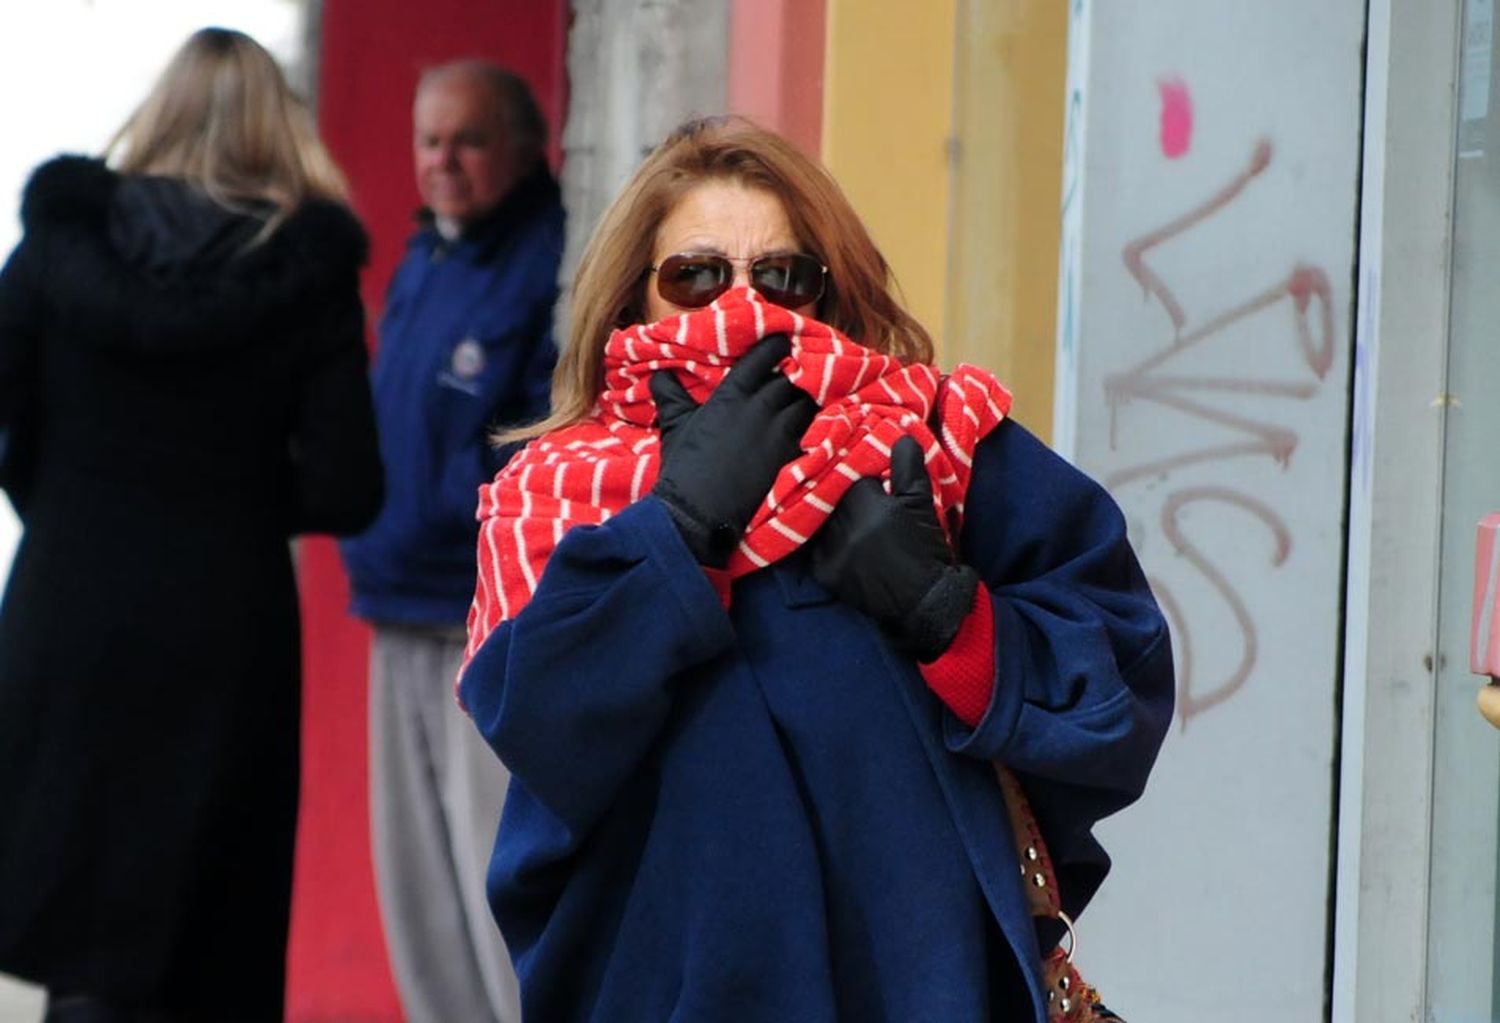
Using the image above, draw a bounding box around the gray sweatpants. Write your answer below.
[369,624,519,1023]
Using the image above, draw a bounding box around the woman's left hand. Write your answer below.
[649,333,816,567]
[810,435,980,661]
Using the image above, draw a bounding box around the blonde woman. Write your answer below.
[0,28,382,1023]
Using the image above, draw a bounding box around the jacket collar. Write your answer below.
[412,164,560,259]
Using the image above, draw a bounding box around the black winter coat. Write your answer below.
[0,157,383,1020]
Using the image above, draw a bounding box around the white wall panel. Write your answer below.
[1055,3,1366,1019]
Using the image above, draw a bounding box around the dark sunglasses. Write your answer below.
[649,252,828,310]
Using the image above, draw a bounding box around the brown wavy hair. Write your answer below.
[507,115,933,441]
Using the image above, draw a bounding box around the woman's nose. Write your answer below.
[731,266,754,288]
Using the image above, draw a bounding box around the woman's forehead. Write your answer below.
[654,180,798,254]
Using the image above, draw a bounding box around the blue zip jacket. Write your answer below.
[459,419,1174,1022]
[342,170,564,626]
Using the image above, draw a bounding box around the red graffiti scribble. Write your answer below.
[1158,77,1193,159]
[1122,138,1272,335]
[1157,487,1291,722]
[1107,137,1335,730]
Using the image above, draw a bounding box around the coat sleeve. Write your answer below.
[0,238,46,514]
[515,312,559,424]
[943,420,1174,824]
[458,496,734,966]
[460,495,734,847]
[287,283,384,535]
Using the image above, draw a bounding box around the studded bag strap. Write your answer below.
[995,764,1123,1023]
[995,764,1061,916]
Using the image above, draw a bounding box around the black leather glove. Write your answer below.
[650,333,817,568]
[810,435,979,661]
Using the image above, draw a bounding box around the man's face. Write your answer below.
[413,75,519,229]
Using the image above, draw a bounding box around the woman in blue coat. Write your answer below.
[459,116,1173,1022]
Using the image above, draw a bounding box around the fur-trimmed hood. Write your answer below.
[15,156,369,358]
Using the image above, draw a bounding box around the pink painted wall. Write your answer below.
[727,0,825,154]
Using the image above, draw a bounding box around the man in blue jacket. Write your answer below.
[340,59,562,1023]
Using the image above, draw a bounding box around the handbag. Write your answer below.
[995,766,1125,1023]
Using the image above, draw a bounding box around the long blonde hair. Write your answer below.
[506,116,933,443]
[107,27,350,233]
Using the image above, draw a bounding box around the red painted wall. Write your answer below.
[289,4,567,1020]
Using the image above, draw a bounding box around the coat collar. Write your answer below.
[17,155,370,358]
[772,552,836,609]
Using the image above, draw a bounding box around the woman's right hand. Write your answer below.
[649,333,816,567]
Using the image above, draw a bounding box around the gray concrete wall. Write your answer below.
[556,0,731,341]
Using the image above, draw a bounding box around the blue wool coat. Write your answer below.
[459,419,1174,1022]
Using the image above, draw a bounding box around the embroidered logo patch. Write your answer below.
[451,337,486,379]
[438,336,487,396]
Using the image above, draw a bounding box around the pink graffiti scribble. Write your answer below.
[1158,77,1193,159]
[1159,487,1291,722]
[1107,137,1337,730]
[1122,139,1273,335]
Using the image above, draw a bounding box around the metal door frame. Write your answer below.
[1333,0,1464,1018]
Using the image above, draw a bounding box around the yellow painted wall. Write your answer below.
[946,0,1067,439]
[820,0,1067,441]
[821,0,957,348]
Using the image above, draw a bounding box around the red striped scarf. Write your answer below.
[461,287,1011,672]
